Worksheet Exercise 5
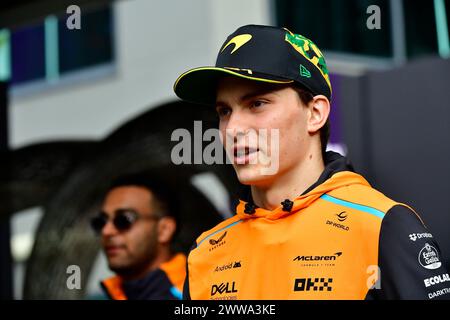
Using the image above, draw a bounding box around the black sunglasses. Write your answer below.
[90,209,159,234]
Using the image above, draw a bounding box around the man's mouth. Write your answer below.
[233,146,259,164]
[104,244,125,256]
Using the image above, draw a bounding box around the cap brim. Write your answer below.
[173,67,293,106]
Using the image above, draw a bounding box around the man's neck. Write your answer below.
[251,150,325,210]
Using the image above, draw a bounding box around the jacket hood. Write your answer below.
[234,151,371,220]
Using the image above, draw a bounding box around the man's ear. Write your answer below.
[157,217,177,244]
[307,95,330,134]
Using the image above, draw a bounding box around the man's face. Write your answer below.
[100,186,160,276]
[216,77,311,186]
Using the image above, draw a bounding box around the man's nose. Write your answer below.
[225,111,249,141]
[101,219,119,237]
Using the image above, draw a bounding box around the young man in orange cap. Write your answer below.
[173,25,450,300]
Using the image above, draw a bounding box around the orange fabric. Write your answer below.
[101,254,186,299]
[102,276,127,300]
[188,171,408,300]
[159,253,187,292]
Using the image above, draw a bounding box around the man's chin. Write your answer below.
[107,257,132,274]
[235,165,275,186]
[109,263,133,276]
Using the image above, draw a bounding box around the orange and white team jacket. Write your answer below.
[102,253,186,300]
[183,152,450,300]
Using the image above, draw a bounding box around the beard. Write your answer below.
[105,224,159,279]
[108,247,158,279]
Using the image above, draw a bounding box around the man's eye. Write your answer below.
[251,100,266,108]
[216,107,231,117]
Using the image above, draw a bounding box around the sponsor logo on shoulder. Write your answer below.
[409,232,433,242]
[209,231,227,245]
[208,231,227,252]
[424,273,450,288]
[418,243,442,270]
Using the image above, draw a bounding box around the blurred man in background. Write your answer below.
[91,174,185,300]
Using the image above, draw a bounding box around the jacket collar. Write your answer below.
[234,151,369,220]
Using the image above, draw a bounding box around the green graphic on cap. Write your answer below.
[285,32,331,90]
[300,64,311,78]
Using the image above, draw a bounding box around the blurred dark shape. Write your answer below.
[1,80,13,299]
[0,0,115,30]
[0,100,239,299]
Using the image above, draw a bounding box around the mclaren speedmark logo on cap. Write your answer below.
[221,34,252,54]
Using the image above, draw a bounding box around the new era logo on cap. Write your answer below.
[300,64,311,78]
